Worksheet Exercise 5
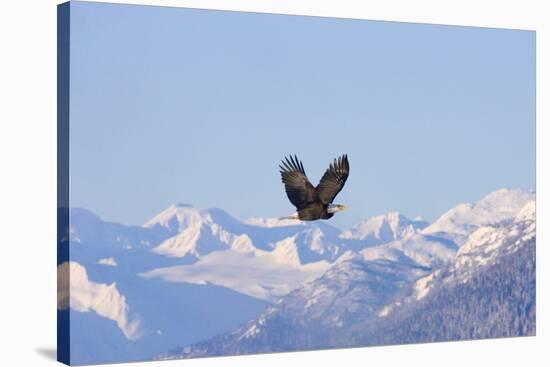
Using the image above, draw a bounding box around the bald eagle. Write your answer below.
[279,154,349,221]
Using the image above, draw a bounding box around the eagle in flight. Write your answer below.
[279,154,350,221]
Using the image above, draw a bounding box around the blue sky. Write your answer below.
[69,1,535,229]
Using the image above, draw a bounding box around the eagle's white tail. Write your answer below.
[278,213,300,221]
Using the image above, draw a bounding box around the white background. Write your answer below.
[0,0,547,366]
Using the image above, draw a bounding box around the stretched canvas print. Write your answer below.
[57,1,536,365]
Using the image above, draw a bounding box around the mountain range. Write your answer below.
[57,188,535,364]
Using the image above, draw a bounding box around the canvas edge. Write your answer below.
[57,1,71,365]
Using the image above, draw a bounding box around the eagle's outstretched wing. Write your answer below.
[315,154,350,204]
[279,155,316,210]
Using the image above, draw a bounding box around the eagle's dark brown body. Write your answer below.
[279,155,350,221]
[297,202,334,220]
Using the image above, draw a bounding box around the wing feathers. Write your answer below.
[315,154,350,204]
[279,155,315,210]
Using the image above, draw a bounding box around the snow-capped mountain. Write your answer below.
[145,204,260,258]
[61,188,535,364]
[359,189,534,269]
[144,203,203,233]
[356,200,536,345]
[422,188,534,244]
[62,204,353,363]
[161,192,536,359]
[62,208,269,365]
[409,200,535,303]
[371,200,536,321]
[143,204,344,264]
[138,207,347,301]
[268,225,344,263]
[139,208,433,301]
[340,212,428,244]
[360,233,457,269]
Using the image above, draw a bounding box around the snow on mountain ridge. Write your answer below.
[145,188,532,264]
[244,217,305,228]
[146,205,260,258]
[339,212,428,244]
[377,198,536,313]
[270,236,302,266]
[515,200,536,222]
[144,204,212,233]
[142,189,533,302]
[455,201,535,269]
[152,219,256,258]
[422,188,534,244]
[140,206,342,300]
[58,261,142,340]
[407,200,536,304]
[360,233,457,269]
